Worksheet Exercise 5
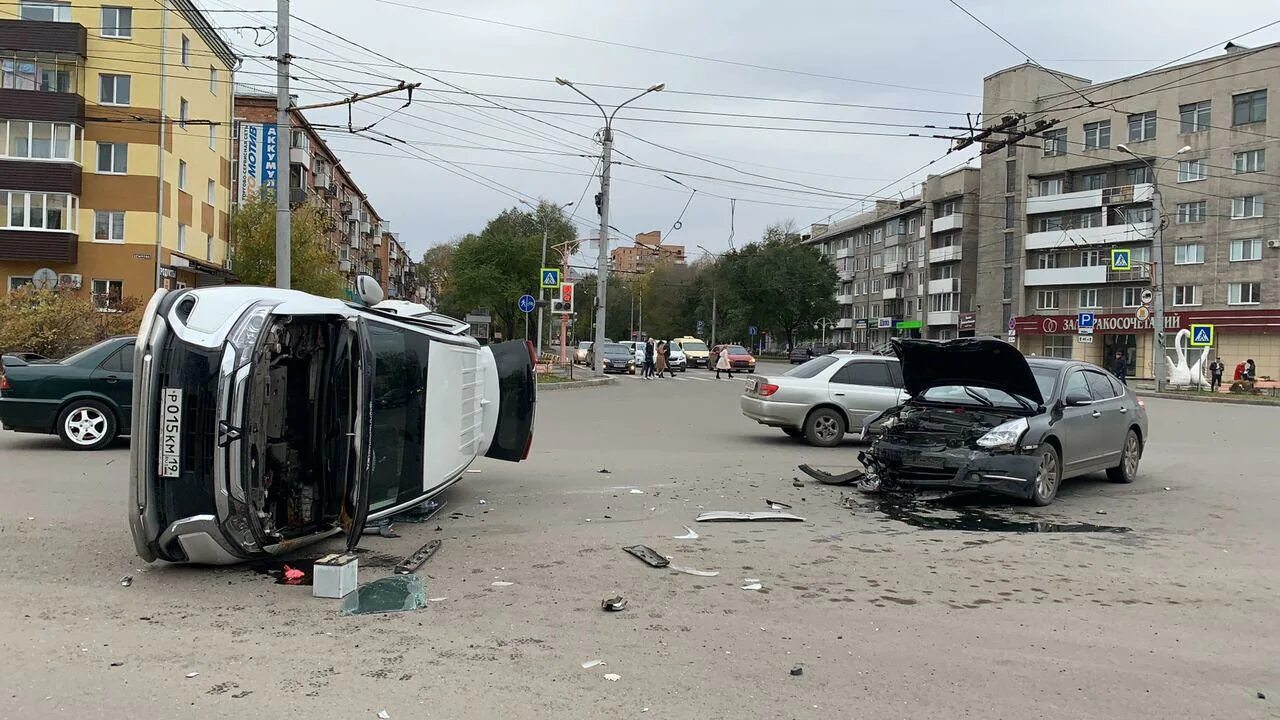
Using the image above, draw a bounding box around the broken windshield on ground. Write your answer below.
[339,574,427,616]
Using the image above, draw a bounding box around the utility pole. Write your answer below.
[555,78,665,375]
[274,0,291,289]
[710,291,717,349]
[521,199,573,357]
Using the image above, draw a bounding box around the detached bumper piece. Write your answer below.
[858,444,1041,501]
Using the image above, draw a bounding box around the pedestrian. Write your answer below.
[1112,350,1128,385]
[643,338,656,379]
[654,340,669,379]
[660,340,676,378]
[1209,356,1225,392]
[1244,358,1257,381]
[715,345,734,380]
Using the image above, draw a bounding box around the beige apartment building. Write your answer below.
[976,42,1280,376]
[610,230,685,275]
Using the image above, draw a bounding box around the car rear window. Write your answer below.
[784,355,839,378]
[682,341,707,352]
[1085,371,1118,399]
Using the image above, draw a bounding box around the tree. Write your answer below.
[0,286,142,357]
[416,241,457,312]
[229,194,346,298]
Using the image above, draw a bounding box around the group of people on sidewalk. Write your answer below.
[639,338,676,379]
[1112,351,1258,392]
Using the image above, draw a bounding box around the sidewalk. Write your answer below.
[1128,379,1280,406]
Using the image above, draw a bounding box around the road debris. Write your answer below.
[478,499,488,505]
[581,660,606,669]
[283,565,306,583]
[696,511,806,522]
[466,468,482,474]
[119,575,133,587]
[339,574,427,616]
[790,665,804,676]
[598,468,612,474]
[664,559,720,577]
[377,710,391,719]
[313,554,358,599]
[601,596,628,612]
[792,478,804,488]
[491,581,514,587]
[741,583,763,591]
[797,463,866,486]
[623,545,670,568]
[628,489,645,495]
[185,672,200,679]
[428,597,447,602]
[361,519,400,538]
[1258,691,1267,700]
[604,673,621,682]
[390,499,446,524]
[763,499,793,510]
[672,526,699,540]
[394,539,441,575]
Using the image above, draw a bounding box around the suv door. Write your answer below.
[90,341,135,427]
[1055,368,1108,474]
[1084,370,1126,468]
[829,359,900,426]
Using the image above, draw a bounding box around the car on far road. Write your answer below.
[0,336,135,450]
[574,341,593,365]
[740,352,905,447]
[788,344,832,364]
[858,337,1149,506]
[710,344,756,373]
[673,336,709,367]
[587,342,636,374]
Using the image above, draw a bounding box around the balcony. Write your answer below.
[884,258,907,274]
[931,214,962,233]
[289,145,310,165]
[836,318,854,330]
[927,278,960,294]
[1023,266,1107,286]
[927,245,962,264]
[1026,183,1153,214]
[835,246,852,259]
[1105,265,1152,283]
[338,259,351,272]
[882,286,903,300]
[0,19,87,55]
[927,310,960,326]
[1024,221,1154,250]
[0,229,77,262]
[883,232,901,247]
[836,292,853,305]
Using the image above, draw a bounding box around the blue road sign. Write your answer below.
[1110,248,1132,270]
[748,325,757,336]
[518,294,536,313]
[1077,312,1095,332]
[1189,324,1214,347]
[540,268,560,288]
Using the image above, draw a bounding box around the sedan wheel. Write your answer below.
[1030,443,1061,506]
[804,408,845,448]
[1106,429,1141,483]
[57,400,117,451]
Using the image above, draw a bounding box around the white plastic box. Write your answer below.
[312,553,358,598]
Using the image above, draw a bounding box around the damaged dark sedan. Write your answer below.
[858,337,1148,506]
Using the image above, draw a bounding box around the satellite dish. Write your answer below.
[32,268,59,290]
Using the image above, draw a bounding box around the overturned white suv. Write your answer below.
[128,278,535,564]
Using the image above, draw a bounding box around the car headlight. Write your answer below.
[227,302,279,362]
[976,417,1029,451]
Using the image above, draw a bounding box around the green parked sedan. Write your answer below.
[0,336,135,450]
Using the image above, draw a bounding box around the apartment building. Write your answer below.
[806,167,982,349]
[977,43,1280,376]
[232,93,416,300]
[1,0,238,305]
[610,230,686,275]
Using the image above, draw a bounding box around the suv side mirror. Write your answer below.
[1063,391,1092,407]
[355,275,384,306]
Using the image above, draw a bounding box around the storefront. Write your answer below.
[1012,310,1280,380]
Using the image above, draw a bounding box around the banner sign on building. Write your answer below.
[237,123,279,203]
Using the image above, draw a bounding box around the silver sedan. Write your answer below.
[740,353,906,447]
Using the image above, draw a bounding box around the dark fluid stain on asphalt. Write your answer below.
[250,549,406,585]
[853,494,1132,533]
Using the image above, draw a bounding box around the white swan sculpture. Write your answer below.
[1166,328,1210,387]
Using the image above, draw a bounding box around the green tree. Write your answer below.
[229,194,346,298]
[0,286,141,357]
[416,240,457,313]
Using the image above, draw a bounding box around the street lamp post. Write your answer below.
[1116,143,1190,392]
[521,199,574,357]
[556,77,665,375]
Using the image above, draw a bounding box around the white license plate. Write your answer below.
[159,388,182,477]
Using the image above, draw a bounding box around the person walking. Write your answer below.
[654,340,669,379]
[642,338,656,379]
[1209,356,1225,392]
[715,345,734,380]
[1112,350,1129,385]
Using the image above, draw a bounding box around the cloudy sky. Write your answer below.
[220,0,1280,267]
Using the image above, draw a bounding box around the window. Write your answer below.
[2,54,76,92]
[938,200,959,217]
[1036,290,1060,310]
[96,142,127,173]
[18,1,70,21]
[1234,149,1264,173]
[1044,336,1073,359]
[1125,165,1152,185]
[1,191,78,231]
[179,97,189,129]
[1081,172,1105,190]
[1,120,79,162]
[1076,211,1102,228]
[101,6,132,37]
[1177,159,1206,182]
[1177,201,1206,224]
[1007,140,1017,158]
[207,179,215,205]
[1037,252,1060,269]
[91,280,124,311]
[1004,196,1015,229]
[177,223,188,252]
[93,210,125,242]
[208,123,215,150]
[1086,371,1119,400]
[1042,128,1066,156]
[178,160,187,190]
[1037,177,1064,196]
[1232,90,1267,125]
[1179,101,1210,133]
[1231,195,1264,218]
[291,129,309,150]
[831,361,892,387]
[1078,288,1100,308]
[1131,246,1151,265]
[181,35,191,67]
[871,254,882,268]
[99,343,134,372]
[1230,238,1263,261]
[1174,243,1204,265]
[206,234,214,261]
[1006,161,1017,192]
[1079,250,1104,267]
[1120,206,1153,225]
[872,228,882,243]
[929,293,958,312]
[1036,216,1062,233]
[1083,120,1110,150]
[209,66,217,95]
[871,279,882,292]
[99,74,131,105]
[1127,111,1156,142]
[1229,282,1261,305]
[1122,288,1143,307]
[1172,285,1201,307]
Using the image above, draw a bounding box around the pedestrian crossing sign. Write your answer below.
[1189,324,1214,347]
[1110,248,1132,270]
[540,268,560,288]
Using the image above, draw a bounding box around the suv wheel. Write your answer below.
[804,407,845,448]
[1029,443,1062,506]
[57,399,117,451]
[1106,429,1141,483]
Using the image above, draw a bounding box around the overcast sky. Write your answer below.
[221,0,1280,267]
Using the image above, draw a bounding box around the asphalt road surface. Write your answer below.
[2,360,1277,719]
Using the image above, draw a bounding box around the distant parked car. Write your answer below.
[673,336,710,367]
[574,341,593,365]
[710,344,756,373]
[788,345,833,364]
[587,342,636,374]
[0,336,135,450]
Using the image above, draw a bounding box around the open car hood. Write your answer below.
[891,337,1043,405]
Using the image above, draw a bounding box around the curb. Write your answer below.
[536,376,618,392]
[1136,390,1280,407]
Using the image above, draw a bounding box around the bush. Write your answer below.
[0,286,142,358]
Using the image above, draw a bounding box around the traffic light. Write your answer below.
[594,192,603,216]
[551,282,574,314]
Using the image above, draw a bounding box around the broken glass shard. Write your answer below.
[339,574,427,616]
